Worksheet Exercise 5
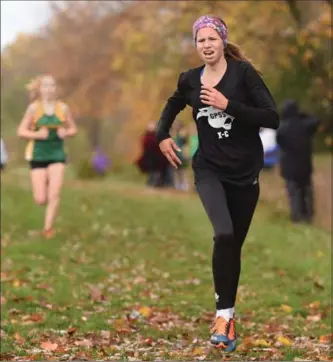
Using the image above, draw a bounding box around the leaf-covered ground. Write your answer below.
[1,167,331,361]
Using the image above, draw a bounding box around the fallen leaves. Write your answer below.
[253,339,271,347]
[114,318,132,334]
[1,308,331,361]
[307,300,321,309]
[40,341,58,351]
[74,339,93,348]
[239,335,294,351]
[138,306,153,318]
[280,304,293,313]
[67,327,77,337]
[192,346,205,356]
[22,313,45,325]
[88,285,105,302]
[14,333,26,345]
[319,334,333,344]
[306,314,321,322]
[133,276,146,284]
[100,330,111,340]
[276,335,293,346]
[1,147,331,362]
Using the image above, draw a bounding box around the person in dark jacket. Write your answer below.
[276,99,320,223]
[136,122,169,187]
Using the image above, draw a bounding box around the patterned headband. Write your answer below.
[192,15,228,46]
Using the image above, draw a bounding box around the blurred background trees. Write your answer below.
[1,0,332,164]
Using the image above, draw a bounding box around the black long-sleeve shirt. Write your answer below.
[157,58,279,186]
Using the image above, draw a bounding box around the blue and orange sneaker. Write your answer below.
[210,316,237,352]
[210,316,230,349]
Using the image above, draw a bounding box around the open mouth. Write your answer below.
[203,51,215,57]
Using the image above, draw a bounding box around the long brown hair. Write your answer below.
[224,42,262,75]
[215,15,262,76]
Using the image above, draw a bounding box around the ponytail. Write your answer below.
[225,42,262,76]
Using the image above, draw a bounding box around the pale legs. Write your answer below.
[30,162,65,236]
[30,168,48,206]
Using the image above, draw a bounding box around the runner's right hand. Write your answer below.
[35,127,49,140]
[159,138,182,169]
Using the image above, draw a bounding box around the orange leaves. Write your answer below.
[137,306,153,318]
[40,341,58,351]
[319,334,333,344]
[22,313,45,325]
[14,333,26,345]
[3,305,332,360]
[2,0,331,158]
[114,318,132,334]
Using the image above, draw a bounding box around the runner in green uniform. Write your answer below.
[17,75,78,238]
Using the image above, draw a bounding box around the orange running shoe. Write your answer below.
[210,317,230,349]
[42,229,55,239]
[210,316,237,352]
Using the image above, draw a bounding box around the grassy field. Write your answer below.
[0,164,331,361]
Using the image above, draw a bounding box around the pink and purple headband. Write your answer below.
[192,15,228,46]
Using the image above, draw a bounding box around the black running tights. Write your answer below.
[196,172,259,310]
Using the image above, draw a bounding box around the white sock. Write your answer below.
[216,307,235,321]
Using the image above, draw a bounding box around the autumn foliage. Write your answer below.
[1,0,332,161]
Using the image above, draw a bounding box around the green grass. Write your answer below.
[0,167,331,361]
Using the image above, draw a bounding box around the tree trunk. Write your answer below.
[284,0,327,27]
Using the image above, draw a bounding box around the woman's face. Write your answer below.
[40,76,56,100]
[196,27,224,65]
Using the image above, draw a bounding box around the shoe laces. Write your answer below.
[210,317,229,336]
